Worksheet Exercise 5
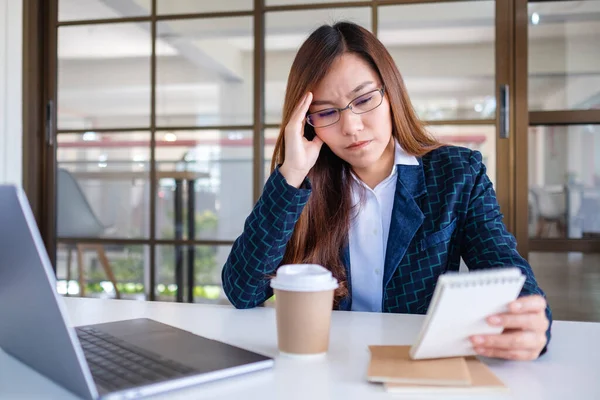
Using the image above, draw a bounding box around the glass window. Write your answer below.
[155,245,232,304]
[267,0,365,5]
[266,8,372,125]
[59,0,151,22]
[156,17,254,127]
[57,132,151,239]
[58,23,152,129]
[378,2,495,121]
[528,125,600,239]
[56,242,149,300]
[154,130,252,241]
[157,0,253,15]
[528,1,600,111]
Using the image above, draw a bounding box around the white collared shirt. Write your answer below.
[349,140,419,312]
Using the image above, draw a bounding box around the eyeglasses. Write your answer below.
[305,87,385,128]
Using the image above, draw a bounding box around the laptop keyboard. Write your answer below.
[76,326,196,392]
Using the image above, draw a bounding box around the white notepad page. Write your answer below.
[409,267,526,360]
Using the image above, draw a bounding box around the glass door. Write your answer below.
[523,0,600,253]
[510,0,600,322]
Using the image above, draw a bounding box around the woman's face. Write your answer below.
[308,53,393,171]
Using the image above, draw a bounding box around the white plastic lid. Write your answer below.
[270,264,339,292]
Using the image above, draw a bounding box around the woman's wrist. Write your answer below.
[279,163,308,188]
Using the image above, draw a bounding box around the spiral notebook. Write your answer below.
[409,267,526,360]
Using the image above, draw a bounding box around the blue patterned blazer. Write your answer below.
[222,146,552,346]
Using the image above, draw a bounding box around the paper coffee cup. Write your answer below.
[270,264,339,357]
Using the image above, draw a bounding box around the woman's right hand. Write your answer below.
[279,92,324,188]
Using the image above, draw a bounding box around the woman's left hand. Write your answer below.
[470,295,549,361]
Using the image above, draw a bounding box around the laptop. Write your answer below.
[0,185,274,399]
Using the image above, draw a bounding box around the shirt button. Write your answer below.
[375,269,381,275]
[373,229,377,235]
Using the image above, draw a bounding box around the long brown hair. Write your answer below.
[271,22,440,306]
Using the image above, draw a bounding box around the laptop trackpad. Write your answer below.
[83,318,270,373]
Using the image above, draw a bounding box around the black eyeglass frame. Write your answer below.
[305,87,386,128]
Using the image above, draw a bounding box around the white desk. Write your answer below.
[1,297,599,400]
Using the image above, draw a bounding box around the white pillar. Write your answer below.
[566,126,582,184]
[0,0,23,185]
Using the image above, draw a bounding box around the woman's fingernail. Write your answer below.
[512,302,523,311]
[472,336,484,344]
[474,347,486,354]
[489,316,502,325]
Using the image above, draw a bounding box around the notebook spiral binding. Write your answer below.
[444,268,525,289]
[447,277,523,289]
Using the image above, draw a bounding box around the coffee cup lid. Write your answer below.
[270,264,339,292]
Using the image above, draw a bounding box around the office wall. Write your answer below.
[0,0,22,185]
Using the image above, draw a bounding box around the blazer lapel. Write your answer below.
[382,161,427,290]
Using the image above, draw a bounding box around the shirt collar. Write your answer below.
[382,139,419,181]
[393,139,419,167]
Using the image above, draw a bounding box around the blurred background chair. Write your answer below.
[529,185,567,238]
[57,168,121,299]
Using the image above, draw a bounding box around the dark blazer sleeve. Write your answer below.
[460,150,553,353]
[221,166,311,309]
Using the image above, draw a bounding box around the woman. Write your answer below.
[222,21,551,361]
